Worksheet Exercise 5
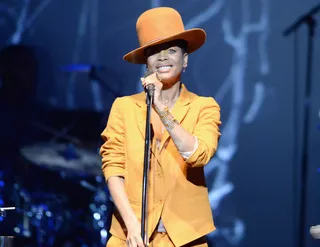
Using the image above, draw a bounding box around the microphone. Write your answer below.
[143,70,155,98]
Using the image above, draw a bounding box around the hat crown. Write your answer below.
[136,7,185,47]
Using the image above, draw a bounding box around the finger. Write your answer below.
[145,73,159,82]
[129,238,138,247]
[155,72,162,82]
[135,236,145,247]
[143,82,155,90]
[140,77,145,84]
[144,81,155,87]
[140,79,148,89]
[144,78,160,86]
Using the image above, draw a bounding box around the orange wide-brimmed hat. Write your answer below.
[123,7,206,64]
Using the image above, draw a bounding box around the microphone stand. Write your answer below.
[283,3,320,247]
[141,88,153,246]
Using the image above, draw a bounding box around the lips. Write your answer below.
[156,65,173,72]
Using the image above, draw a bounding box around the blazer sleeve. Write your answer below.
[100,97,126,181]
[185,97,221,167]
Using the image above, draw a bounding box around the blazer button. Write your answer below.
[159,200,163,204]
[157,172,161,178]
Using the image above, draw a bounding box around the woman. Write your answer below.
[100,7,221,247]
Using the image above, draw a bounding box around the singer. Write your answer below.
[100,7,221,247]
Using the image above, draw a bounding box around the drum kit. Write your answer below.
[1,141,113,247]
[0,63,121,246]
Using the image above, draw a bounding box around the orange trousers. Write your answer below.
[106,232,208,247]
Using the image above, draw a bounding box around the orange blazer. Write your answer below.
[100,84,221,246]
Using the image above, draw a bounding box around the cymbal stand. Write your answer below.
[0,207,16,247]
[0,207,16,217]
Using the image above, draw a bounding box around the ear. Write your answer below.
[183,53,188,68]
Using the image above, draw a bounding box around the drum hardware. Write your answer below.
[0,207,15,247]
[79,176,112,246]
[90,190,110,246]
[15,141,111,246]
[0,207,15,217]
[11,184,32,238]
[80,180,98,192]
[0,98,113,246]
[11,183,71,246]
[16,128,108,246]
[28,203,62,246]
[0,236,14,247]
[30,121,82,146]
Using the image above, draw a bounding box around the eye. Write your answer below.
[145,48,155,57]
[167,48,176,54]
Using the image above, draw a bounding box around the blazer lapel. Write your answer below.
[159,84,191,153]
[134,92,147,139]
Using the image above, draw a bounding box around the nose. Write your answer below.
[157,50,168,61]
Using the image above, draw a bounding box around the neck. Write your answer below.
[161,81,181,105]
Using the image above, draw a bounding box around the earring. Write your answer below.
[183,67,186,73]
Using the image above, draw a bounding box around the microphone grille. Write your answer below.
[143,69,153,79]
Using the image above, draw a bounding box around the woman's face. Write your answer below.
[145,41,188,87]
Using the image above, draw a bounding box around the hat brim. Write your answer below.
[123,28,206,64]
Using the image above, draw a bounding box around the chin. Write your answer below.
[160,73,181,83]
[161,79,180,89]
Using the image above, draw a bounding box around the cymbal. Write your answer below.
[310,225,320,239]
[20,143,102,177]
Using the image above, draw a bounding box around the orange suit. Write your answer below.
[100,84,221,246]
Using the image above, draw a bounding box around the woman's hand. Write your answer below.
[141,72,163,108]
[125,217,145,247]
